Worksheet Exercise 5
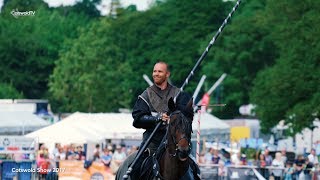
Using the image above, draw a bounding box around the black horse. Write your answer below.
[116,98,200,180]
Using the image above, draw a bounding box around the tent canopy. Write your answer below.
[25,112,144,145]
[0,111,50,135]
[26,112,230,145]
[192,112,230,141]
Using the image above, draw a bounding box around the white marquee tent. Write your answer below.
[25,112,144,145]
[26,112,230,145]
[192,112,230,141]
[0,111,50,135]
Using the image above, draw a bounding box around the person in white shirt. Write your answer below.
[204,148,214,164]
[111,145,127,174]
[272,152,285,180]
[307,148,319,165]
[49,143,60,160]
[231,151,241,165]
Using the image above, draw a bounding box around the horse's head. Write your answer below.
[166,97,194,161]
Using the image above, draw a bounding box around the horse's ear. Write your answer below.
[184,98,194,120]
[168,97,176,112]
[186,98,193,112]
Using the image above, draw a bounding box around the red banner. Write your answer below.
[201,93,210,107]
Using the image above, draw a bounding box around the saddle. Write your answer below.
[139,142,166,180]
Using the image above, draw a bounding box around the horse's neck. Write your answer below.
[160,149,189,180]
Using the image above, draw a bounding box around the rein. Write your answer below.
[166,110,192,158]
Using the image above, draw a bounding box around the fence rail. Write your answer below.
[199,163,320,180]
[1,160,320,180]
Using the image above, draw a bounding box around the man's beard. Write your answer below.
[153,76,166,85]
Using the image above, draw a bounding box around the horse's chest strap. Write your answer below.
[152,156,165,180]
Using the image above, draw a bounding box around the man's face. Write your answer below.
[152,63,170,86]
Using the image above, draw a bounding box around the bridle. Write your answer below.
[166,110,192,160]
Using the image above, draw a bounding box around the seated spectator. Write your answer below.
[231,151,241,165]
[212,148,221,164]
[240,154,247,165]
[222,151,231,166]
[50,143,61,160]
[294,154,305,167]
[38,154,51,180]
[110,145,126,174]
[307,148,318,165]
[37,153,45,167]
[294,155,306,179]
[204,148,214,164]
[258,154,266,167]
[264,149,273,166]
[55,147,66,161]
[107,145,114,154]
[37,144,49,160]
[75,145,86,160]
[101,148,112,167]
[304,157,313,180]
[257,153,267,178]
[66,144,77,160]
[283,161,294,180]
[93,144,101,161]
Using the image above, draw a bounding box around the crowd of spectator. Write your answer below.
[91,144,138,174]
[2,142,320,179]
[32,143,138,179]
[199,147,319,179]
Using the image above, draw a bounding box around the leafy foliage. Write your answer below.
[49,0,235,112]
[49,20,133,112]
[1,0,318,134]
[251,0,320,133]
[0,0,95,98]
[0,83,24,98]
[201,0,276,118]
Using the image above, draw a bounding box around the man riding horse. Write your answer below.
[116,1,243,177]
[116,61,200,179]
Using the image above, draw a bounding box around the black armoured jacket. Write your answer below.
[132,83,191,150]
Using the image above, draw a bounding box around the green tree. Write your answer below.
[49,19,133,112]
[1,0,48,13]
[54,0,102,18]
[0,83,24,98]
[72,0,101,17]
[251,0,320,133]
[110,0,234,103]
[49,0,235,112]
[0,0,94,98]
[200,0,276,118]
